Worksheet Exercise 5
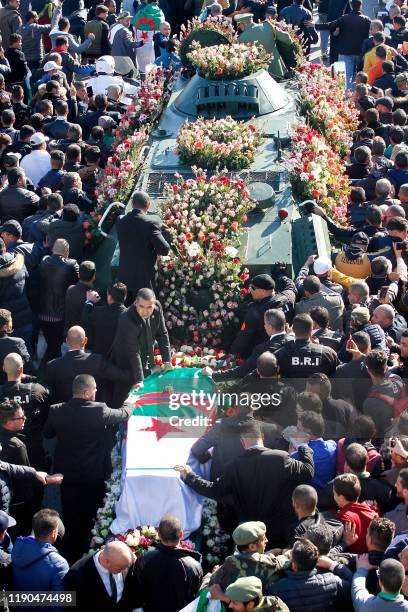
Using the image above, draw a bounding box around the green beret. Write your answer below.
[234,12,254,24]
[225,576,263,603]
[232,521,266,546]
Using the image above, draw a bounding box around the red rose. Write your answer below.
[241,287,248,295]
[82,221,90,229]
[195,141,204,150]
[231,221,239,231]
[216,68,223,75]
[172,185,179,193]
[171,357,177,366]
[186,232,193,241]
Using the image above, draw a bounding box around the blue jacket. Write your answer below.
[12,536,69,592]
[293,438,337,490]
[268,566,351,612]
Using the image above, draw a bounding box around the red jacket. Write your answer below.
[338,501,379,553]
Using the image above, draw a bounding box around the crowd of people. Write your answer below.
[6,0,408,611]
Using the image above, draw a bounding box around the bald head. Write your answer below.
[66,326,86,349]
[53,238,69,257]
[372,304,395,329]
[3,352,23,380]
[99,541,133,573]
[107,84,122,100]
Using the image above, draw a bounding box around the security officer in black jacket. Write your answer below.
[230,274,297,359]
[275,314,339,386]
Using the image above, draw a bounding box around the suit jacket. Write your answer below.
[116,209,170,293]
[45,349,129,404]
[44,118,73,140]
[0,332,30,384]
[64,553,134,611]
[43,398,133,483]
[81,301,126,357]
[111,302,171,394]
[185,446,314,547]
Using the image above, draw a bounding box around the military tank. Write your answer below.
[95,30,331,286]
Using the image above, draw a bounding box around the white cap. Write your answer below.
[313,256,332,276]
[95,55,115,75]
[30,132,49,146]
[43,61,60,71]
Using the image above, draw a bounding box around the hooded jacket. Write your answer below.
[0,252,32,330]
[12,536,69,593]
[132,2,165,31]
[0,4,22,49]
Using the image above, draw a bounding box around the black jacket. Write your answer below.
[213,332,293,381]
[0,252,32,330]
[132,544,202,612]
[275,339,339,381]
[0,460,36,513]
[191,414,280,480]
[4,47,27,86]
[316,10,371,55]
[0,333,30,383]
[313,328,344,351]
[81,301,126,356]
[0,184,39,223]
[116,209,170,294]
[64,553,135,611]
[230,278,297,359]
[45,349,129,404]
[39,254,79,321]
[185,445,314,547]
[43,398,133,483]
[111,302,171,400]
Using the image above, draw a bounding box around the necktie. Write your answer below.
[109,573,118,603]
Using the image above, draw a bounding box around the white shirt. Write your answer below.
[93,551,124,603]
[20,149,51,187]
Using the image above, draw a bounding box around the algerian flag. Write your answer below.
[111,368,217,536]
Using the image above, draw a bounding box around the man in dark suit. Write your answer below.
[116,191,170,301]
[45,325,129,403]
[175,420,314,548]
[0,309,30,383]
[64,541,135,611]
[43,374,134,563]
[111,288,172,407]
[212,308,293,382]
[64,260,96,333]
[43,100,73,141]
[81,282,127,357]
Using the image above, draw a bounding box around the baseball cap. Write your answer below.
[0,220,22,237]
[0,511,16,530]
[30,132,49,146]
[351,231,369,247]
[250,274,275,290]
[225,577,263,603]
[232,521,266,546]
[98,115,117,129]
[375,96,394,110]
[313,256,332,275]
[43,61,60,72]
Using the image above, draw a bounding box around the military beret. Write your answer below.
[250,274,274,290]
[225,576,263,602]
[232,521,266,546]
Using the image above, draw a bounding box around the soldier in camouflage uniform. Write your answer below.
[225,575,289,611]
[206,521,290,602]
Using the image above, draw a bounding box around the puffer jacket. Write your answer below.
[39,254,79,321]
[0,185,39,224]
[0,460,36,513]
[12,536,68,595]
[0,252,32,330]
[0,4,22,49]
[268,567,352,612]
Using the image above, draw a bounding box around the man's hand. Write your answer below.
[35,471,48,485]
[174,464,192,479]
[131,382,143,392]
[388,271,401,282]
[162,362,174,372]
[45,474,64,485]
[304,254,317,268]
[201,366,213,377]
[208,584,229,602]
[346,337,362,358]
[86,290,101,304]
[357,553,375,570]
[41,187,51,195]
[0,48,5,60]
[316,555,335,569]
[87,32,95,41]
[312,205,327,218]
[343,521,358,547]
[390,437,408,460]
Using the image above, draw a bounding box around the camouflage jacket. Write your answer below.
[255,596,290,611]
[209,551,290,591]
